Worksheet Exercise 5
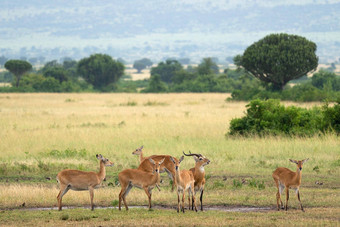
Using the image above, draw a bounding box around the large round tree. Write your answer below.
[77,54,124,90]
[4,60,32,87]
[235,33,318,90]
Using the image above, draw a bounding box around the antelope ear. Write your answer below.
[159,158,165,165]
[140,145,144,150]
[96,154,101,160]
[302,158,309,164]
[179,156,184,163]
[149,158,155,165]
[289,159,298,164]
[193,156,199,162]
[170,156,176,164]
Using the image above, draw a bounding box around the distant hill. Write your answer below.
[1,0,339,63]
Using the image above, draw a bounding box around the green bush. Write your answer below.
[228,99,340,137]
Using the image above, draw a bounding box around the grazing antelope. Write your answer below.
[272,158,309,212]
[118,158,165,211]
[56,154,113,211]
[132,145,177,191]
[183,151,210,211]
[170,155,197,213]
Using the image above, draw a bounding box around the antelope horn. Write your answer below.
[182,150,201,157]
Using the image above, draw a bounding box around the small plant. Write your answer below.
[37,160,49,171]
[111,200,119,207]
[212,181,225,189]
[143,100,168,106]
[65,98,76,102]
[248,178,265,190]
[120,101,137,106]
[248,179,258,188]
[45,148,88,159]
[72,216,91,221]
[313,166,320,173]
[257,181,265,190]
[118,121,126,127]
[80,122,107,128]
[233,179,242,189]
[61,214,69,220]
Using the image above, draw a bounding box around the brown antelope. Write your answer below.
[132,145,177,191]
[183,151,210,211]
[56,154,113,211]
[272,158,309,212]
[118,158,165,211]
[170,155,197,213]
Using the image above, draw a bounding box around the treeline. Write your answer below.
[1,55,340,103]
[1,33,340,102]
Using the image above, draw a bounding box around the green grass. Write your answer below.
[0,208,339,226]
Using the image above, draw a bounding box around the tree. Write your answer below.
[197,58,219,75]
[311,70,340,91]
[236,33,318,90]
[133,60,146,73]
[43,67,69,83]
[77,54,124,90]
[4,59,32,87]
[0,56,8,68]
[138,58,153,67]
[117,57,127,65]
[143,74,168,93]
[28,57,38,65]
[177,58,190,65]
[151,60,183,84]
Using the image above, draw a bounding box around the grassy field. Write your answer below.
[0,93,339,226]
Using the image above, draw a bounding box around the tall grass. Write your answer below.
[0,93,339,209]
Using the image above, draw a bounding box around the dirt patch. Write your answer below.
[14,205,272,213]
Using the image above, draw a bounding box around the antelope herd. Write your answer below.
[56,146,309,213]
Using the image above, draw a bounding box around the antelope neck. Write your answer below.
[139,153,144,163]
[98,161,106,180]
[294,167,302,182]
[196,164,205,173]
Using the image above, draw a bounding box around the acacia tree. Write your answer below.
[77,54,124,90]
[235,33,318,90]
[133,60,146,73]
[4,59,32,87]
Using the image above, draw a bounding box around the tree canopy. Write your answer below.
[151,60,183,84]
[133,61,146,73]
[197,58,219,75]
[235,33,318,90]
[77,54,124,90]
[4,59,32,87]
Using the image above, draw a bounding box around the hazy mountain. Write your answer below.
[1,0,339,63]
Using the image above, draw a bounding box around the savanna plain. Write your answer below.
[0,93,339,226]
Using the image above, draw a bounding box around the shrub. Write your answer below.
[228,99,340,137]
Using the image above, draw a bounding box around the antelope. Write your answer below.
[132,145,177,191]
[118,158,165,211]
[272,158,309,212]
[56,154,114,211]
[183,151,210,211]
[170,155,197,213]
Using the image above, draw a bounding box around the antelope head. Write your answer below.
[149,158,165,174]
[289,158,309,172]
[132,145,144,155]
[170,156,184,171]
[183,151,210,167]
[96,154,114,166]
